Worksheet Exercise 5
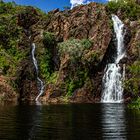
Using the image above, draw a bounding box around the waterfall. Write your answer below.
[31,43,45,101]
[101,15,125,103]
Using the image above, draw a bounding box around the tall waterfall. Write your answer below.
[101,15,125,103]
[31,43,44,101]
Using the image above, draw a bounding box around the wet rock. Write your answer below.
[1,1,139,103]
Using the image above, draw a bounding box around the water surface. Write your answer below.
[0,103,140,140]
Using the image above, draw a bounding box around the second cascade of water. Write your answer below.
[101,15,126,103]
[31,43,45,101]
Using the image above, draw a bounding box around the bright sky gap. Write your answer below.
[4,0,110,12]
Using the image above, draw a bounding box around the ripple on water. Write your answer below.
[0,103,140,140]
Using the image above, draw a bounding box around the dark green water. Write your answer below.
[0,103,140,140]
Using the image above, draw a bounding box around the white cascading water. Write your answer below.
[101,15,125,103]
[31,43,45,101]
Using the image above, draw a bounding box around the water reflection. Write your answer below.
[125,109,140,140]
[101,103,126,140]
[15,104,42,140]
[28,104,42,140]
[0,103,140,140]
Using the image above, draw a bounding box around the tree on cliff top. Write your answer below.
[107,0,140,20]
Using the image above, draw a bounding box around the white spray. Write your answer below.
[101,15,125,103]
[31,43,45,101]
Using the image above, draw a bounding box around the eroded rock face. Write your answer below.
[15,3,112,102]
[0,76,17,101]
[15,2,133,103]
[127,21,140,62]
[40,3,112,102]
[16,59,38,101]
[46,3,111,55]
[123,20,140,99]
[0,2,139,103]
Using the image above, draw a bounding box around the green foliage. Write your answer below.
[128,61,140,75]
[66,67,88,96]
[125,78,139,95]
[0,16,22,49]
[82,50,100,64]
[43,32,55,46]
[58,38,94,96]
[0,45,26,75]
[107,0,140,20]
[0,1,24,15]
[125,61,140,95]
[128,98,140,109]
[66,80,75,97]
[58,38,92,61]
[81,39,92,49]
[0,1,14,14]
[108,19,114,30]
[136,43,140,59]
[0,6,25,76]
[39,32,56,81]
[38,48,52,81]
[39,47,58,83]
[48,72,59,84]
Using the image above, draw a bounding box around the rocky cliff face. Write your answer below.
[0,1,139,103]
